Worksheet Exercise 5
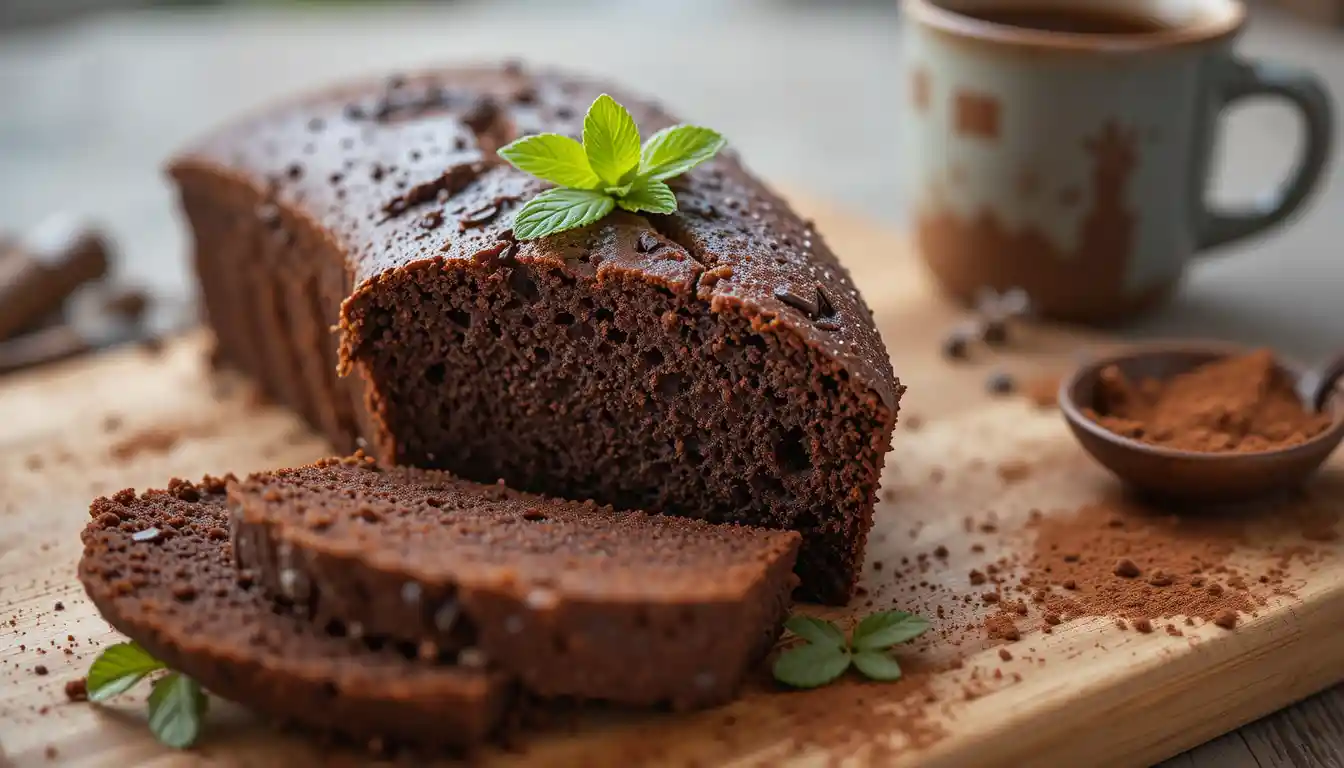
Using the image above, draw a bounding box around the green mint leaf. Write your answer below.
[497,133,601,190]
[851,650,904,682]
[851,611,931,651]
[772,643,851,689]
[784,615,846,648]
[583,94,642,187]
[512,188,614,241]
[87,642,165,703]
[615,178,676,215]
[638,125,726,182]
[147,673,207,749]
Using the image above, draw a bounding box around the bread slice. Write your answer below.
[228,456,802,710]
[78,477,510,749]
[172,64,901,604]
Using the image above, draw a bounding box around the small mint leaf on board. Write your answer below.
[147,673,208,749]
[638,125,726,181]
[784,615,846,648]
[496,133,601,190]
[87,642,165,703]
[851,650,904,682]
[851,611,931,651]
[772,643,851,689]
[512,188,615,240]
[615,178,677,215]
[583,94,642,186]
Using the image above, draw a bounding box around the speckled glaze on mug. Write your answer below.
[903,0,1334,324]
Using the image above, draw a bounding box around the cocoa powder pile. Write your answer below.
[969,478,1341,642]
[1020,499,1260,631]
[1088,350,1331,452]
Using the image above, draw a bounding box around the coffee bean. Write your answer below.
[941,329,972,360]
[980,316,1009,346]
[986,371,1015,395]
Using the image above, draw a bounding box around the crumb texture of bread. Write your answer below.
[77,478,510,749]
[173,65,901,603]
[229,456,801,709]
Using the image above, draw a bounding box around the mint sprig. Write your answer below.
[147,673,208,749]
[498,94,726,240]
[773,610,931,689]
[86,642,208,749]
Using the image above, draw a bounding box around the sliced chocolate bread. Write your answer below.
[78,477,510,749]
[228,456,801,710]
[172,64,900,604]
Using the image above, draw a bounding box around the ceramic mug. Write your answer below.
[903,0,1334,324]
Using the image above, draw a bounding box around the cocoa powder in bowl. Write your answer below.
[1087,350,1331,453]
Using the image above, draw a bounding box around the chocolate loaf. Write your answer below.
[78,478,509,749]
[228,456,801,709]
[172,65,901,603]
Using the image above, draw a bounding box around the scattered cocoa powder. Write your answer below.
[1015,496,1295,632]
[109,422,219,462]
[109,427,184,461]
[984,613,1020,641]
[997,460,1031,484]
[724,668,947,763]
[64,678,87,702]
[1087,350,1332,453]
[1023,372,1063,409]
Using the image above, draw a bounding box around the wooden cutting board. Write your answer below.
[0,198,1340,768]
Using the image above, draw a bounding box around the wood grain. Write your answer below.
[0,199,1341,768]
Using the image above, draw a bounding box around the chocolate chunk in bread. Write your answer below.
[78,477,510,749]
[171,64,901,604]
[228,456,801,709]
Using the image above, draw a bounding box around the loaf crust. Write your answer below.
[172,65,900,603]
[78,478,510,749]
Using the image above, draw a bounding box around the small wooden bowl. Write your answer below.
[1058,342,1344,502]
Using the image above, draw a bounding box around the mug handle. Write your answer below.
[1197,57,1334,252]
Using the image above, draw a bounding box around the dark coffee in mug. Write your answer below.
[966,7,1168,35]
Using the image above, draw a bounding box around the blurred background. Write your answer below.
[0,0,1341,359]
[0,4,1341,763]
